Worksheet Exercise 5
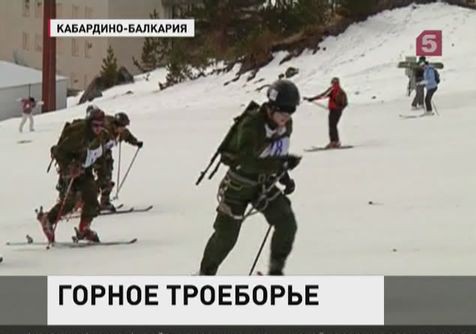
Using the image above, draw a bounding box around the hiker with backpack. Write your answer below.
[39,108,111,244]
[411,56,426,110]
[304,77,348,149]
[417,61,439,115]
[197,79,302,276]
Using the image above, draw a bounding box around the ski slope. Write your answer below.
[1,2,476,275]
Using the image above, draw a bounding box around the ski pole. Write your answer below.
[114,147,141,200]
[46,158,54,173]
[53,176,76,233]
[244,171,287,275]
[114,142,122,199]
[248,225,273,275]
[312,101,328,110]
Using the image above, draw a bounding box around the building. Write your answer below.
[0,0,176,90]
[0,61,67,121]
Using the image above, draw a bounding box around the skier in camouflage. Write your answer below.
[39,109,110,243]
[94,112,143,211]
[199,80,302,276]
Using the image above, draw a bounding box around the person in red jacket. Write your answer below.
[304,77,348,148]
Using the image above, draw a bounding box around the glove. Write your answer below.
[67,161,83,178]
[136,141,143,149]
[279,173,296,195]
[283,178,295,195]
[303,97,312,102]
[281,154,302,171]
[50,145,58,159]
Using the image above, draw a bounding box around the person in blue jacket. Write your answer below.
[418,61,439,114]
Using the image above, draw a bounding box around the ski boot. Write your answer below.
[100,196,116,212]
[325,141,341,149]
[36,207,55,243]
[74,218,100,243]
[268,259,285,276]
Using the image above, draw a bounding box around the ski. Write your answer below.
[99,205,153,216]
[63,204,153,220]
[6,235,137,248]
[399,113,435,119]
[304,145,354,152]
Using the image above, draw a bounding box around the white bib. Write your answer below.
[83,145,104,168]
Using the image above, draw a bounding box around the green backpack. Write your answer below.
[196,101,260,185]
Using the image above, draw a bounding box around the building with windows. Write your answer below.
[0,0,180,90]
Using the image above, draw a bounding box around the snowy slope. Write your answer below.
[1,2,476,275]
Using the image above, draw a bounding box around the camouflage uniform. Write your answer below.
[200,103,298,275]
[94,115,141,208]
[43,118,110,242]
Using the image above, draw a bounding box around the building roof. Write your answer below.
[0,61,67,89]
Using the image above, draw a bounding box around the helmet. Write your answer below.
[331,77,340,85]
[86,104,99,118]
[266,80,300,114]
[114,112,130,127]
[87,108,105,122]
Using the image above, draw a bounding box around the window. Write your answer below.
[84,40,92,58]
[22,32,30,50]
[35,0,42,18]
[72,38,79,56]
[23,0,31,17]
[35,34,42,51]
[56,3,62,17]
[72,5,79,19]
[85,6,93,19]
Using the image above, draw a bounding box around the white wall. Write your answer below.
[0,80,68,121]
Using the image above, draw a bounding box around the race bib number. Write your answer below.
[260,137,290,158]
[83,145,103,168]
[104,140,116,150]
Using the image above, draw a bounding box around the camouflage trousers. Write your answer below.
[200,170,297,275]
[47,171,99,224]
[94,150,115,202]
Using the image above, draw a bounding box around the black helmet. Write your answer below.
[114,112,130,127]
[267,80,300,114]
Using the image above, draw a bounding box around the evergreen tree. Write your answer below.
[133,9,165,72]
[101,46,119,88]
